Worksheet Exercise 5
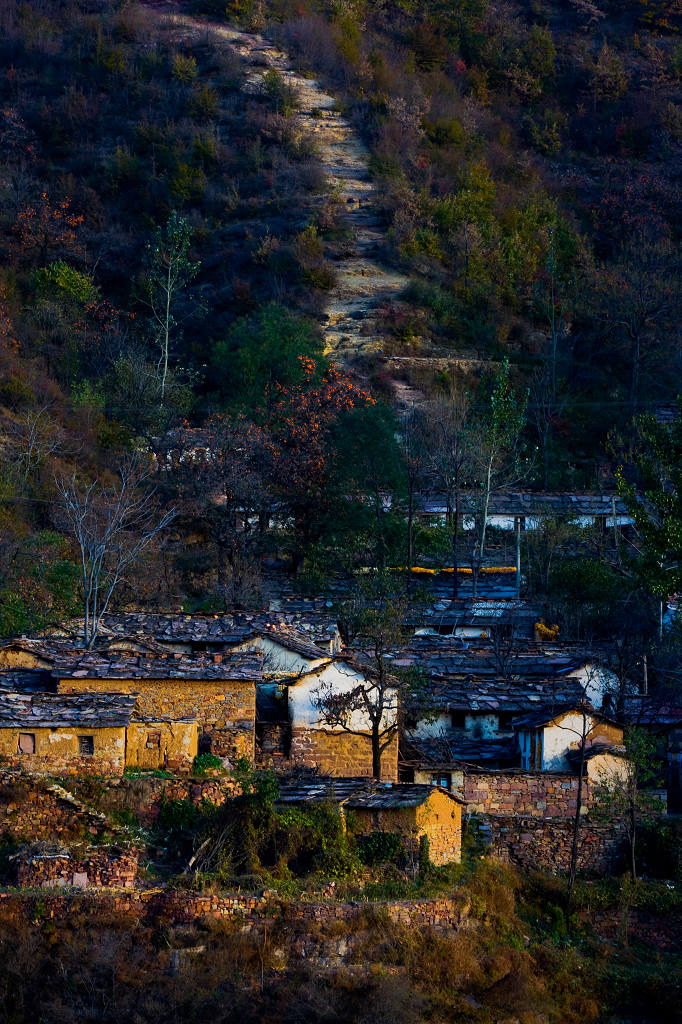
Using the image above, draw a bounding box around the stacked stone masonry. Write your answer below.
[58,677,255,760]
[488,815,626,875]
[15,846,139,889]
[463,771,591,817]
[290,727,399,781]
[0,778,103,840]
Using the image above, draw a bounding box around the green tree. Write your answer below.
[140,211,200,403]
[471,359,527,573]
[615,403,682,599]
[211,304,323,411]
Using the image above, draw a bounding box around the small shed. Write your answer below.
[277,778,465,866]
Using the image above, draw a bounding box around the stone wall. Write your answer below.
[104,775,242,822]
[290,727,399,781]
[0,887,471,938]
[0,776,105,841]
[488,815,626,875]
[59,678,256,760]
[1,752,125,777]
[463,771,587,818]
[14,846,139,889]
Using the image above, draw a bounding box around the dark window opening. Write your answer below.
[78,735,94,756]
[146,731,161,749]
[198,732,212,754]
[430,773,451,790]
[450,711,466,729]
[18,733,35,755]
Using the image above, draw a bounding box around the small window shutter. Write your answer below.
[18,733,35,754]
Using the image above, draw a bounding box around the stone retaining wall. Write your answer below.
[0,886,470,934]
[105,775,241,822]
[463,771,587,818]
[488,815,626,875]
[0,776,103,841]
[14,846,139,889]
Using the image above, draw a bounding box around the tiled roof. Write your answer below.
[0,692,138,728]
[402,735,519,769]
[510,704,596,729]
[54,650,263,682]
[276,778,465,807]
[419,492,629,518]
[262,626,330,661]
[52,612,341,654]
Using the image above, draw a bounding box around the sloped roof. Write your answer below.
[402,735,519,770]
[419,492,629,518]
[51,612,341,654]
[276,777,465,807]
[54,650,263,682]
[0,692,138,729]
[262,626,329,661]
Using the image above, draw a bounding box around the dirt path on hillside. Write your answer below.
[155,8,433,406]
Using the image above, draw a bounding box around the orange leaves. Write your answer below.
[13,193,85,264]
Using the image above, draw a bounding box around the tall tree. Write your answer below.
[140,211,200,403]
[468,360,527,592]
[314,586,406,779]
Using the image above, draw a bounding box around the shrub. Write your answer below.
[192,753,225,777]
[358,831,404,866]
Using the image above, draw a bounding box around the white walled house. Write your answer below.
[236,630,331,678]
[286,659,399,780]
[514,707,625,772]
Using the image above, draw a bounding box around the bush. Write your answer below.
[192,753,225,777]
[358,831,404,866]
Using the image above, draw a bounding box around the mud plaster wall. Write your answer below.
[125,720,198,770]
[58,678,255,760]
[350,790,462,866]
[0,725,126,775]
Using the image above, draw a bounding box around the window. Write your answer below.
[146,731,161,749]
[450,711,466,729]
[18,733,35,755]
[78,735,94,756]
[430,773,451,790]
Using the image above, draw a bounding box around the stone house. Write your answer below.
[54,650,261,761]
[277,778,465,866]
[0,693,198,775]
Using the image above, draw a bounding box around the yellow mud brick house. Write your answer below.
[0,693,198,775]
[55,649,261,761]
[277,779,465,866]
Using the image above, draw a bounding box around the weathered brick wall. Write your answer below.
[59,678,256,761]
[488,815,626,875]
[14,846,139,889]
[463,771,589,818]
[290,728,399,781]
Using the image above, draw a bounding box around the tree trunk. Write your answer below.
[567,737,586,904]
[452,494,459,601]
[371,727,382,780]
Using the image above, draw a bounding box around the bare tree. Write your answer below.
[315,588,407,779]
[55,462,175,647]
